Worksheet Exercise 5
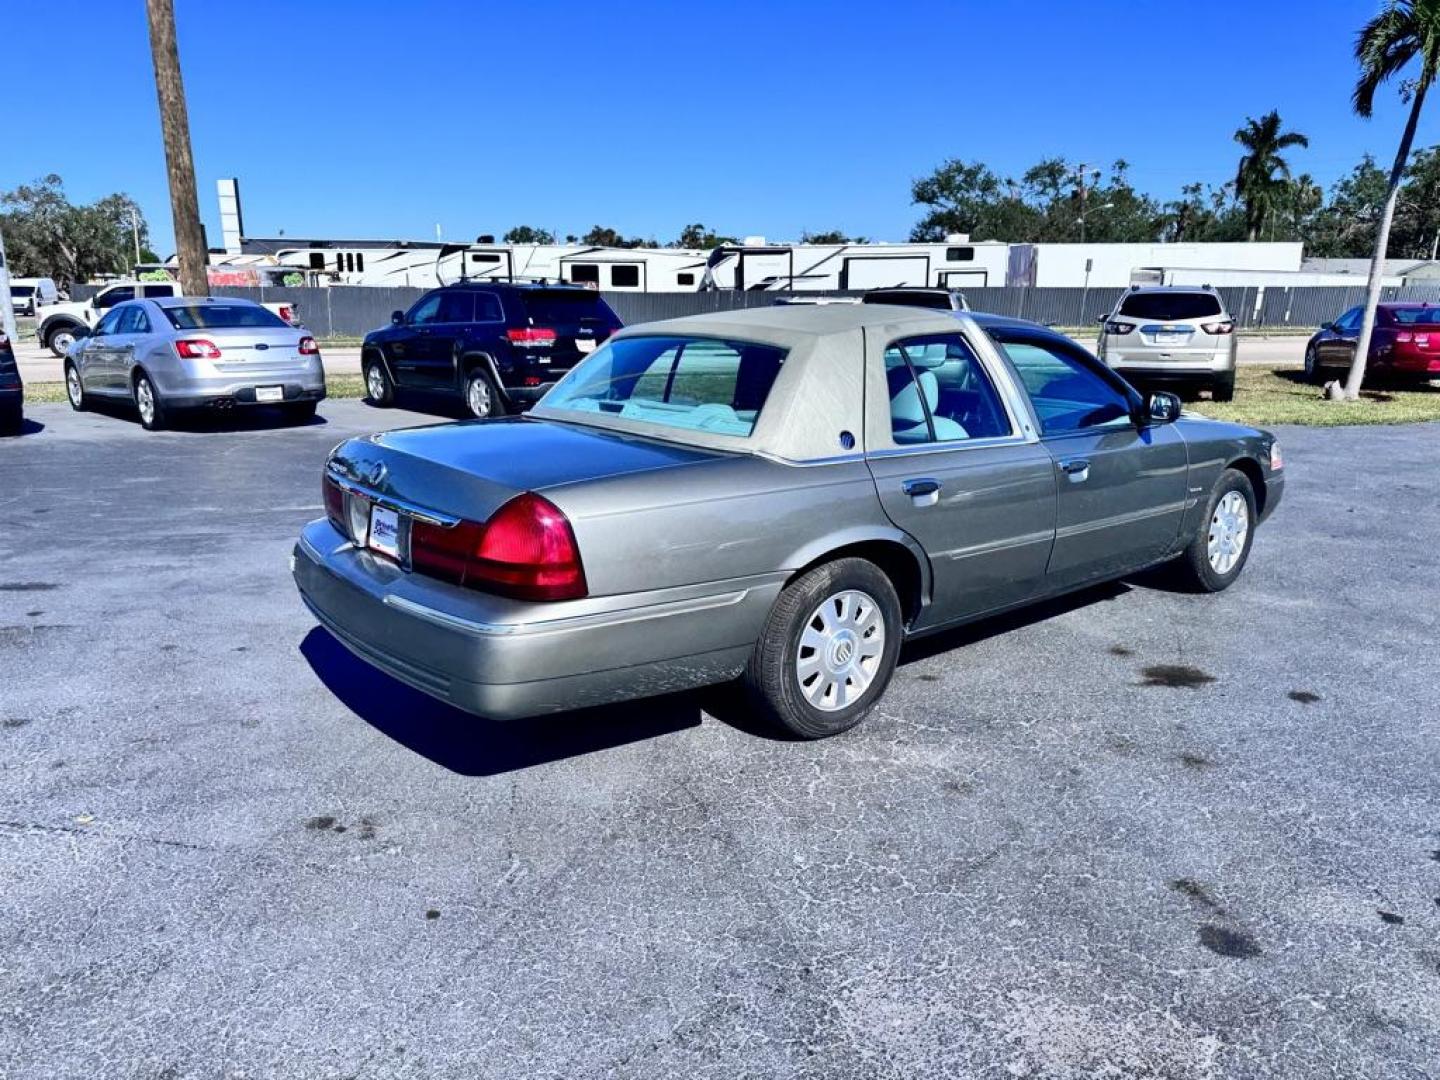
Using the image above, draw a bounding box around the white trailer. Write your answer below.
[700,238,1011,292]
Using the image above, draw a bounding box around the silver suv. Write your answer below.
[1096,286,1237,401]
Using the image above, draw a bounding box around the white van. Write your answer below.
[8,277,60,316]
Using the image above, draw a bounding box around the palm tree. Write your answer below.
[1235,113,1307,239]
[1233,111,1310,242]
[1341,0,1440,401]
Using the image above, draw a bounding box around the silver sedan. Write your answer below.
[64,296,326,430]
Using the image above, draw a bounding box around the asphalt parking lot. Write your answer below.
[2,401,1438,1079]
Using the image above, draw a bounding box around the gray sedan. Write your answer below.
[293,305,1283,738]
[65,296,326,430]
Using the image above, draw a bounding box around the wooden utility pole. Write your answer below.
[145,0,208,296]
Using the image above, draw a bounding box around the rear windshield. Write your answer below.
[519,290,618,326]
[163,303,289,330]
[1117,292,1222,320]
[1387,307,1440,326]
[864,290,950,310]
[542,335,786,438]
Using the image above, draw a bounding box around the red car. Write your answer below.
[1304,303,1440,384]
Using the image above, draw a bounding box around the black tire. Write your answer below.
[285,401,318,423]
[363,356,395,407]
[1211,375,1235,403]
[1168,468,1257,593]
[46,323,82,358]
[1303,344,1325,385]
[64,361,88,412]
[464,366,506,419]
[742,557,903,739]
[0,404,21,435]
[133,371,167,431]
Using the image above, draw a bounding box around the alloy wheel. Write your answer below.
[66,367,82,407]
[366,364,385,400]
[467,376,493,418]
[1207,490,1249,575]
[136,379,155,426]
[794,589,886,712]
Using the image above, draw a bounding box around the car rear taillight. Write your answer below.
[175,339,221,359]
[1201,320,1235,335]
[1105,321,1136,335]
[299,336,320,355]
[323,476,346,532]
[410,492,586,601]
[506,327,557,347]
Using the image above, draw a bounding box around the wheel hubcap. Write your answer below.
[137,381,154,423]
[54,331,74,352]
[367,365,384,399]
[1207,491,1249,575]
[66,369,81,405]
[795,589,885,712]
[468,378,492,417]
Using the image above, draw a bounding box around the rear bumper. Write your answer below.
[167,382,326,409]
[291,519,778,720]
[1114,365,1232,385]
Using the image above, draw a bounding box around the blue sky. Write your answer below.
[6,0,1436,255]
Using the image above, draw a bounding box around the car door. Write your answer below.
[1316,306,1361,367]
[989,329,1188,589]
[863,328,1057,625]
[110,303,154,389]
[413,290,474,387]
[387,292,442,387]
[81,306,128,393]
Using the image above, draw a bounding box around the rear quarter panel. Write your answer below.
[541,455,909,598]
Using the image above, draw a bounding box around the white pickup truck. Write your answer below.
[37,281,300,357]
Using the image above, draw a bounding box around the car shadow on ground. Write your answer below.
[299,626,703,776]
[366,393,471,422]
[1,418,45,438]
[82,397,327,432]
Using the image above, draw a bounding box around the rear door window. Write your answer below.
[1117,292,1222,320]
[883,334,1012,444]
[117,305,151,334]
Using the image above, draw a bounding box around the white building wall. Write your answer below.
[1033,242,1304,287]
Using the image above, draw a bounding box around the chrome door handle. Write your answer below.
[902,477,942,506]
[1059,458,1090,483]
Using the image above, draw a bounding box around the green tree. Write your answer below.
[671,223,735,249]
[799,229,868,244]
[1342,0,1440,400]
[1233,110,1310,241]
[1394,144,1440,257]
[503,225,556,244]
[0,175,150,287]
[581,225,629,247]
[1306,156,1389,256]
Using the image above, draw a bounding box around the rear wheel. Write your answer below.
[285,401,318,423]
[742,557,903,739]
[64,362,87,411]
[363,357,394,407]
[1169,468,1256,593]
[464,368,505,419]
[134,372,167,431]
[1211,374,1235,402]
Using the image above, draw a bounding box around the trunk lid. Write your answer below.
[329,416,723,524]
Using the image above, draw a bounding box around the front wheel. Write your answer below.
[464,368,505,419]
[742,557,903,739]
[363,357,394,407]
[65,362,88,411]
[1303,345,1324,385]
[1169,468,1256,593]
[134,372,167,431]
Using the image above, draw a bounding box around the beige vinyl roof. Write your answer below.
[610,301,962,343]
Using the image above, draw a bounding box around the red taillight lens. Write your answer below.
[506,327,557,347]
[409,493,586,601]
[299,336,320,355]
[323,476,346,532]
[1105,321,1136,335]
[175,338,221,359]
[1201,320,1235,335]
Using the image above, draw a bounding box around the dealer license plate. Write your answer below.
[369,505,401,560]
[255,385,284,403]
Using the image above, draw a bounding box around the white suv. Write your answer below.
[1096,286,1237,401]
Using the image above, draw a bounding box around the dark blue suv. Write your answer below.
[361,283,622,417]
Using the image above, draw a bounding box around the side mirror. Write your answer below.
[390,310,405,326]
[74,326,92,340]
[1321,322,1334,332]
[1146,391,1182,425]
[1097,314,1108,323]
